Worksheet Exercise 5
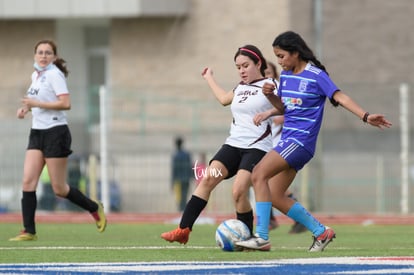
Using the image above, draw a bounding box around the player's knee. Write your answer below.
[251,170,266,187]
[232,189,248,205]
[52,185,67,197]
[22,179,37,190]
[200,174,220,191]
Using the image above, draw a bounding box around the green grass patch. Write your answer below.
[0,223,413,263]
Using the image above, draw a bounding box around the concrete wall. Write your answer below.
[0,0,412,213]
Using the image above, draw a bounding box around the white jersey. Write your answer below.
[271,123,282,147]
[27,64,69,129]
[225,78,277,152]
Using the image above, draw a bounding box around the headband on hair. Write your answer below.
[240,48,261,63]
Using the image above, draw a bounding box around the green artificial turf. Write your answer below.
[0,223,413,263]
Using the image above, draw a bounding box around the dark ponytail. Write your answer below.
[272,31,338,106]
[54,58,69,78]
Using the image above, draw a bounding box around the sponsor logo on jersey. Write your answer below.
[283,97,303,110]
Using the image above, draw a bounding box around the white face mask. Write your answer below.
[34,62,53,72]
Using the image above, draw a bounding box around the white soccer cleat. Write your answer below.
[235,234,271,251]
[309,226,336,252]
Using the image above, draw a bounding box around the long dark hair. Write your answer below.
[34,39,69,77]
[234,45,267,77]
[273,31,338,106]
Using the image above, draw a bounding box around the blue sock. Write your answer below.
[286,202,325,236]
[255,202,272,240]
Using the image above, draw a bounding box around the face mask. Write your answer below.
[34,62,53,72]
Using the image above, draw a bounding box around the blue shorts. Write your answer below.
[274,139,313,171]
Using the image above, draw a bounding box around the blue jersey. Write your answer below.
[278,63,339,155]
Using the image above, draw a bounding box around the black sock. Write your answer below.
[179,195,207,230]
[237,210,254,235]
[66,186,98,212]
[22,191,37,234]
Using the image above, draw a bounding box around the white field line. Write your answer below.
[0,257,413,265]
[1,245,412,251]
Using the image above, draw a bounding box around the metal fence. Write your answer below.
[0,82,412,215]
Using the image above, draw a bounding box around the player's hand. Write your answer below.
[21,96,38,109]
[253,113,264,126]
[17,107,28,119]
[262,82,276,97]
[366,114,392,129]
[201,67,213,79]
[253,110,272,126]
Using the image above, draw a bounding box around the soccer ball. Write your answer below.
[215,219,251,252]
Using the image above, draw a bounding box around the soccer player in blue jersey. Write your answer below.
[264,61,307,234]
[236,31,392,252]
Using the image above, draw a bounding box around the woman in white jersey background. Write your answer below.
[236,31,392,252]
[10,39,107,241]
[161,45,277,245]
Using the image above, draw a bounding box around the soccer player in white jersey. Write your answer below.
[236,31,392,252]
[161,45,277,244]
[10,40,106,241]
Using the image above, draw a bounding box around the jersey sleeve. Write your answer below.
[317,71,339,99]
[49,70,69,96]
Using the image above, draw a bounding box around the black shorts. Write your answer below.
[210,144,266,179]
[27,125,73,158]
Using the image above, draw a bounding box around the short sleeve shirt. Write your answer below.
[224,78,277,152]
[27,65,69,129]
[278,63,339,155]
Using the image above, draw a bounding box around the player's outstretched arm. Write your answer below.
[333,91,392,129]
[201,67,233,106]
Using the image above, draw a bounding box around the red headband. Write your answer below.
[240,48,261,62]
